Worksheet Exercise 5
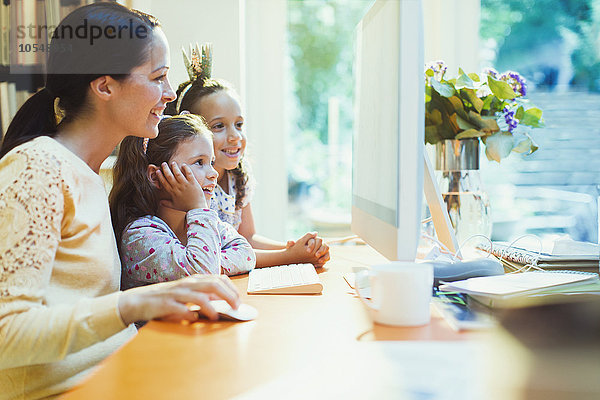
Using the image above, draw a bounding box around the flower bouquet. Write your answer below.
[424,61,544,162]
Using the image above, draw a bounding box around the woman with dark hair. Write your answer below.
[0,4,239,399]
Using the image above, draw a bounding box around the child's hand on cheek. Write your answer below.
[156,162,208,212]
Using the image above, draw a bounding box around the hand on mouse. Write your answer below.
[118,274,239,324]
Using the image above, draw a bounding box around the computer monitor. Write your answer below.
[352,0,458,261]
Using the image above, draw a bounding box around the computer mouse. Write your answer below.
[431,258,504,286]
[206,300,258,322]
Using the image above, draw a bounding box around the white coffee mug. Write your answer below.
[356,262,433,327]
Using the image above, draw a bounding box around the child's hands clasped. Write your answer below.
[155,162,207,211]
[285,232,330,267]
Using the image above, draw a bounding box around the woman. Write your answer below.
[0,4,239,399]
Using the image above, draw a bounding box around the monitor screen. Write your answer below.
[352,0,424,261]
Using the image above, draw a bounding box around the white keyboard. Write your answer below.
[247,263,323,294]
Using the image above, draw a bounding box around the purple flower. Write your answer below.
[503,106,518,133]
[425,60,448,81]
[483,67,499,79]
[500,71,527,97]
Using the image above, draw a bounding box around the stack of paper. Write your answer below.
[440,271,600,308]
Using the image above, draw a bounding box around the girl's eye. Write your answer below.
[195,160,204,166]
[236,122,244,129]
[154,74,166,83]
[212,123,224,130]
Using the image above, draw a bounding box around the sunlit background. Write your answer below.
[285,0,600,245]
[2,0,600,245]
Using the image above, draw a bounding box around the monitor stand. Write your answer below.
[423,152,460,254]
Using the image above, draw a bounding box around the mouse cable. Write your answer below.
[455,234,494,260]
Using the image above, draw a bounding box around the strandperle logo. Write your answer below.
[16,18,150,45]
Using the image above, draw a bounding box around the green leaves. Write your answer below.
[487,75,517,100]
[462,88,484,113]
[520,107,544,127]
[456,129,487,139]
[425,64,544,162]
[455,72,477,90]
[430,78,455,97]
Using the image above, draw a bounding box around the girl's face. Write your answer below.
[111,28,176,139]
[192,90,246,175]
[169,135,218,202]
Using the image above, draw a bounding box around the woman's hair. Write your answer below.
[109,114,212,246]
[165,77,249,210]
[0,3,160,158]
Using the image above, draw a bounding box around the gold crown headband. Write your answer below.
[176,42,213,114]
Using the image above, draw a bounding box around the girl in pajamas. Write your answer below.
[110,114,255,289]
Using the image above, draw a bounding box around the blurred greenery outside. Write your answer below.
[286,0,372,238]
[286,0,600,241]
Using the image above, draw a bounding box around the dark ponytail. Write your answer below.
[109,136,159,245]
[0,3,160,159]
[0,88,57,158]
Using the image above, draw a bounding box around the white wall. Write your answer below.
[423,0,480,75]
[127,0,243,95]
[126,0,288,240]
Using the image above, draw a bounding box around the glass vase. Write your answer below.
[435,139,492,247]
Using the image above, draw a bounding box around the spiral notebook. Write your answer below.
[478,241,599,271]
[439,270,600,308]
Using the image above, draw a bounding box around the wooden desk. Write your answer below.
[61,245,479,399]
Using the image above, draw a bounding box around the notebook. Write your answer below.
[439,271,599,308]
[478,241,599,271]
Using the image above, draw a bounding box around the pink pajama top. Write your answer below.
[120,208,255,290]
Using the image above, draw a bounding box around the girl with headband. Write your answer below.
[165,44,330,268]
[110,114,256,290]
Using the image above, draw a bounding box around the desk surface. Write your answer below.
[61,245,481,399]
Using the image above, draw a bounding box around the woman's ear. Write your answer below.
[147,164,161,189]
[89,75,115,102]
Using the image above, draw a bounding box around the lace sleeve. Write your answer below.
[0,147,126,370]
[0,149,63,295]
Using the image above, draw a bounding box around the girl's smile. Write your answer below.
[222,147,242,158]
[192,90,246,176]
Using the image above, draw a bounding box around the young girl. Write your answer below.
[165,44,331,268]
[0,5,239,398]
[110,115,256,289]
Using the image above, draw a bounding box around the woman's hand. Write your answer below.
[155,162,207,211]
[118,274,240,325]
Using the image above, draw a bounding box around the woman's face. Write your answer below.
[192,90,246,176]
[169,135,218,202]
[111,28,176,139]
